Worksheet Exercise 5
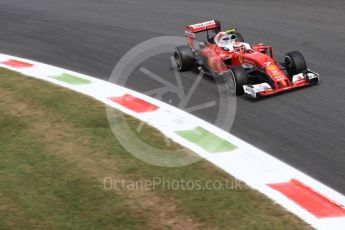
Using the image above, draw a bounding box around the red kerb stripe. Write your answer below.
[108,94,159,113]
[1,59,34,68]
[268,179,345,218]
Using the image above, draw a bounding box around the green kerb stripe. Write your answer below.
[51,74,91,85]
[175,127,237,153]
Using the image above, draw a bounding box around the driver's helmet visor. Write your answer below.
[221,34,237,43]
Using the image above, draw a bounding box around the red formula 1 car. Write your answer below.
[174,20,320,97]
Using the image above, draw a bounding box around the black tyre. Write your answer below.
[174,46,194,72]
[234,32,245,42]
[228,66,248,96]
[285,51,307,77]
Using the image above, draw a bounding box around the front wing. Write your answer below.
[243,70,320,98]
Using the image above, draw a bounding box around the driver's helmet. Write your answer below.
[215,32,238,46]
[233,42,245,53]
[214,31,227,44]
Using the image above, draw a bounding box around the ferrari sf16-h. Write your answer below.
[174,20,320,97]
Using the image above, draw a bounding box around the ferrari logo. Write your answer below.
[239,56,243,64]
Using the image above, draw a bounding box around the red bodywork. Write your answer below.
[184,20,313,96]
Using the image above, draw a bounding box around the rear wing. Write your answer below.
[184,20,222,49]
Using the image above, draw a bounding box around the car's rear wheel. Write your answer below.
[226,66,248,96]
[285,51,307,77]
[174,46,194,72]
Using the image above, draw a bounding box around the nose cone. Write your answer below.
[278,79,288,88]
[266,64,286,79]
[265,63,291,88]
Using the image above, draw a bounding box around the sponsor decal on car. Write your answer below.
[267,64,277,71]
[189,20,216,29]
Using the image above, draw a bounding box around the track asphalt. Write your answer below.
[1,0,345,193]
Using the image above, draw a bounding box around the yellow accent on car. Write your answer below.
[267,65,277,71]
[225,28,236,33]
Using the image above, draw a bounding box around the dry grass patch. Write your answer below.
[0,68,312,230]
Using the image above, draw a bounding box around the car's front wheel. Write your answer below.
[285,51,307,77]
[226,66,248,96]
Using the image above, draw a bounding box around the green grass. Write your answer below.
[0,68,312,230]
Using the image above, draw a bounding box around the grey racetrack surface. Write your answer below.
[1,0,345,192]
